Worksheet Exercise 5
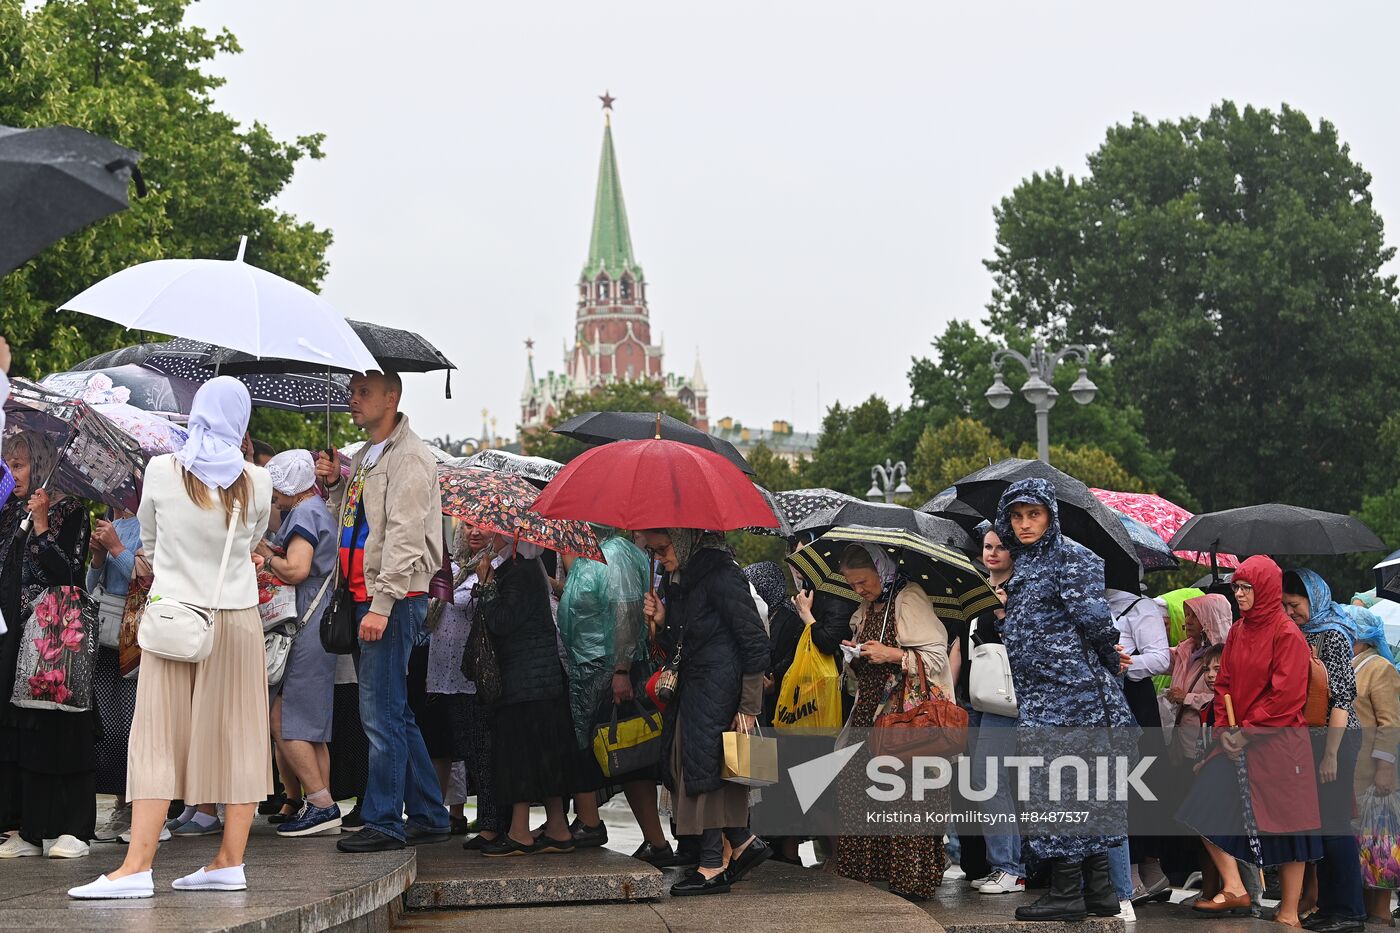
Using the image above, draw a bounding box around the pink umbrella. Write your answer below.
[1090,488,1241,570]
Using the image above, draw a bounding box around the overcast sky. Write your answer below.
[187,0,1400,444]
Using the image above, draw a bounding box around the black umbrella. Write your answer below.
[1375,550,1400,605]
[744,486,853,537]
[552,410,754,476]
[920,487,989,534]
[951,458,1143,592]
[0,124,145,276]
[71,339,351,414]
[456,448,562,490]
[786,525,1000,624]
[792,500,973,553]
[1168,504,1386,558]
[206,320,456,394]
[745,487,795,538]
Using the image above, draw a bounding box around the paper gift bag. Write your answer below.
[722,726,779,787]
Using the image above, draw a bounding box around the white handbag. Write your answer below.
[137,505,239,664]
[968,617,1018,717]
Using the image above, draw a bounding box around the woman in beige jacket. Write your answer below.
[829,542,950,901]
[1350,611,1400,924]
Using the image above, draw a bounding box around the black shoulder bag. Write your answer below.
[320,500,363,655]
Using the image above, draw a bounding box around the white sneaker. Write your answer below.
[943,862,966,881]
[120,825,172,844]
[44,835,90,859]
[977,870,1026,894]
[68,871,154,899]
[0,833,42,858]
[1116,899,1136,922]
[968,872,997,888]
[172,864,247,891]
[94,805,132,842]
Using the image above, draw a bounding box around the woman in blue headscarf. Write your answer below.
[1282,569,1366,929]
[1346,599,1400,923]
[993,478,1132,923]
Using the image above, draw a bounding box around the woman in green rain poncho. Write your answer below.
[1153,588,1205,692]
[556,528,676,864]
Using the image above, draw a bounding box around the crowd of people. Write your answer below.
[0,332,1395,928]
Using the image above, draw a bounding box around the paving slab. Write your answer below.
[406,843,664,907]
[917,883,1122,933]
[0,821,413,932]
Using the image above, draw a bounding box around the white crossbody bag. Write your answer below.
[137,505,240,664]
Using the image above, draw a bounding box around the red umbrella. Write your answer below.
[1090,488,1241,570]
[531,438,779,531]
[440,465,604,561]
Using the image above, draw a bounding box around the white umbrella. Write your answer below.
[59,237,378,374]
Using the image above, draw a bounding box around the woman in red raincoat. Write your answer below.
[1176,555,1321,927]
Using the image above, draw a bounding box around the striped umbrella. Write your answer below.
[786,525,999,624]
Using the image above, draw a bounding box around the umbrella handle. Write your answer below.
[20,431,77,533]
[1224,693,1236,728]
[654,412,661,440]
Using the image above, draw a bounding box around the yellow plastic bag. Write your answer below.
[772,626,842,731]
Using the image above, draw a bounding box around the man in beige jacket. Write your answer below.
[315,372,448,853]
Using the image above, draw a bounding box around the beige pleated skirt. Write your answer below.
[126,606,273,804]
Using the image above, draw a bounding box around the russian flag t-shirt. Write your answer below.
[339,441,387,603]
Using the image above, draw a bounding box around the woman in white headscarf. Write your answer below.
[70,377,273,900]
[253,450,340,838]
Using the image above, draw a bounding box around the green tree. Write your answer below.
[984,101,1400,512]
[800,396,906,497]
[0,0,333,449]
[910,417,1010,500]
[748,441,800,493]
[249,409,358,456]
[518,379,695,463]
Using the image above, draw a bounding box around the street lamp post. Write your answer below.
[984,339,1098,464]
[867,458,914,503]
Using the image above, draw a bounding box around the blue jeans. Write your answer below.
[967,710,1025,877]
[1107,842,1133,900]
[354,597,447,841]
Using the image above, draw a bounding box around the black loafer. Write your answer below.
[670,869,731,896]
[534,834,576,854]
[268,801,303,825]
[449,816,471,836]
[481,835,535,858]
[463,834,494,851]
[571,820,608,849]
[633,841,678,866]
[406,823,451,846]
[724,836,771,884]
[336,828,406,853]
[1309,918,1365,933]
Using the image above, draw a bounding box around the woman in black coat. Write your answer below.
[642,529,772,896]
[475,540,576,857]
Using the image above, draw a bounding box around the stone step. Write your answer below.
[406,844,665,908]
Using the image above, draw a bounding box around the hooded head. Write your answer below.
[994,478,1061,555]
[1232,555,1290,628]
[1282,568,1359,639]
[1183,593,1233,651]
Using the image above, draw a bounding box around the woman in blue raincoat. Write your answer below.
[994,478,1133,923]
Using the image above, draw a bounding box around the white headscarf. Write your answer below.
[175,376,251,490]
[861,542,899,586]
[265,449,316,495]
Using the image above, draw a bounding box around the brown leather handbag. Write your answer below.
[871,653,968,761]
[1304,643,1330,727]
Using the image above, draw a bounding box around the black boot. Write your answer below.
[1014,858,1087,922]
[1081,852,1118,917]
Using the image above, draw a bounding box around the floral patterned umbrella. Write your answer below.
[93,403,188,455]
[1090,488,1242,570]
[439,464,603,561]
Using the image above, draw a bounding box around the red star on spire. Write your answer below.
[599,91,616,111]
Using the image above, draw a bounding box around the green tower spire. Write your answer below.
[582,102,642,283]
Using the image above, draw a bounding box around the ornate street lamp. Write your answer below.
[985,340,1098,463]
[867,458,914,503]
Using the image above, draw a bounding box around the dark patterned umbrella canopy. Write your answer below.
[72,339,350,414]
[919,488,988,534]
[744,487,850,537]
[3,378,147,513]
[439,464,602,561]
[457,449,562,489]
[1,124,144,276]
[206,320,455,386]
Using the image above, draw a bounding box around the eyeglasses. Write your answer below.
[1231,582,1254,594]
[645,543,673,558]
